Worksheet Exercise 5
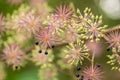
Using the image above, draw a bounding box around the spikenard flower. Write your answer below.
[18,13,40,33]
[48,14,62,32]
[55,5,73,21]
[48,5,73,32]
[82,65,104,80]
[85,15,107,41]
[104,29,120,52]
[7,0,23,5]
[64,41,89,65]
[2,43,26,70]
[35,27,60,51]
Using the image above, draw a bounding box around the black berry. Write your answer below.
[106,48,110,51]
[75,73,80,77]
[35,42,39,45]
[77,66,81,71]
[81,75,84,78]
[38,50,42,53]
[45,51,48,55]
[96,64,101,68]
[52,45,55,48]
[15,66,18,69]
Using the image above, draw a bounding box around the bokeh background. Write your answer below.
[0,0,120,80]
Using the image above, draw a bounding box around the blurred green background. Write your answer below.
[0,0,120,80]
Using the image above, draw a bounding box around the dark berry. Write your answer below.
[77,66,81,71]
[96,64,101,68]
[106,48,110,51]
[81,75,84,78]
[15,66,18,69]
[75,73,80,77]
[38,50,42,53]
[52,45,55,48]
[45,51,48,55]
[35,42,39,45]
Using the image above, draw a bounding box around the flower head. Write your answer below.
[64,41,89,65]
[35,27,60,50]
[82,65,104,80]
[104,29,120,51]
[2,43,26,70]
[48,5,73,33]
[85,15,107,41]
[55,5,73,21]
[18,13,40,33]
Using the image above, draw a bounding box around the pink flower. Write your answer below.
[104,30,120,49]
[48,14,62,32]
[2,44,26,69]
[85,16,106,40]
[35,27,59,50]
[55,5,73,21]
[48,5,73,32]
[82,65,104,80]
[18,13,40,33]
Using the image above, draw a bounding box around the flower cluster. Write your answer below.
[1,1,120,80]
[2,43,26,70]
